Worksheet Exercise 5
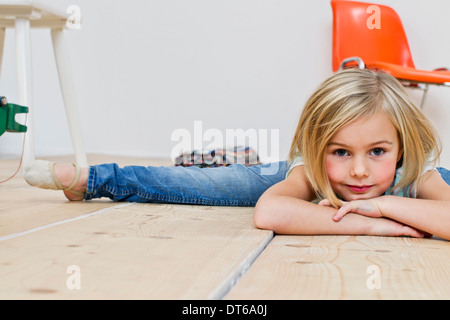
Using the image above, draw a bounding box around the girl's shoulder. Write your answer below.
[387,161,437,198]
[286,152,304,178]
[415,168,450,200]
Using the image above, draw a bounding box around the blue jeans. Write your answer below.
[85,161,290,206]
[84,162,450,207]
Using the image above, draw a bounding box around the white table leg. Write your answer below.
[15,18,34,165]
[51,28,88,167]
[0,27,5,78]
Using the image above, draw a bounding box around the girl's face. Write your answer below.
[325,112,403,201]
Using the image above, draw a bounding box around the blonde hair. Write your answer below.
[289,68,441,207]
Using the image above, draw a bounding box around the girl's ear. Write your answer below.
[396,147,404,168]
[397,148,403,162]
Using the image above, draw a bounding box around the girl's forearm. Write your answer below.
[378,196,450,240]
[254,196,373,235]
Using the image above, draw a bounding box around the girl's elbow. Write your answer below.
[254,199,278,231]
[253,199,281,232]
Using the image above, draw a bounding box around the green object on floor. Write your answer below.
[0,96,28,137]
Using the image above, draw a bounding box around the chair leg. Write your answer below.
[50,28,88,167]
[15,18,35,166]
[420,84,429,109]
[0,27,5,78]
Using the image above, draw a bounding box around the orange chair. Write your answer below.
[331,0,450,108]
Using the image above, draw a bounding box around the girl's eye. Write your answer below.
[370,148,385,156]
[334,149,348,157]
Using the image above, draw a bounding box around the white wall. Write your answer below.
[1,0,450,167]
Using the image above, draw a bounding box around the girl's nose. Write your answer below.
[350,156,369,178]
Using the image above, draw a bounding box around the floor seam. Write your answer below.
[0,202,134,242]
[207,231,275,300]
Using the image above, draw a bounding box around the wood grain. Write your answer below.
[0,202,271,299]
[0,155,172,236]
[225,235,450,299]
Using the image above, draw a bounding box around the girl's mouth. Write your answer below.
[347,185,373,193]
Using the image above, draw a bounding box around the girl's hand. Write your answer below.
[370,217,425,238]
[318,198,426,238]
[318,198,383,222]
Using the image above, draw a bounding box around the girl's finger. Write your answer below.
[332,204,352,222]
[403,226,425,238]
[318,199,331,206]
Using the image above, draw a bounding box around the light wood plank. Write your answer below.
[0,203,271,299]
[225,235,450,300]
[0,155,172,236]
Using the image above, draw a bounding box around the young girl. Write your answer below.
[24,69,450,240]
[254,68,450,240]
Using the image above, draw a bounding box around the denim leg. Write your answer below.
[437,167,450,185]
[85,161,289,206]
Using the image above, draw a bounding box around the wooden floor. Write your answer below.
[1,154,450,300]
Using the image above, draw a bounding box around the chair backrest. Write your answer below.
[331,0,416,71]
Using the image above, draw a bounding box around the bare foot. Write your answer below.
[53,163,89,201]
